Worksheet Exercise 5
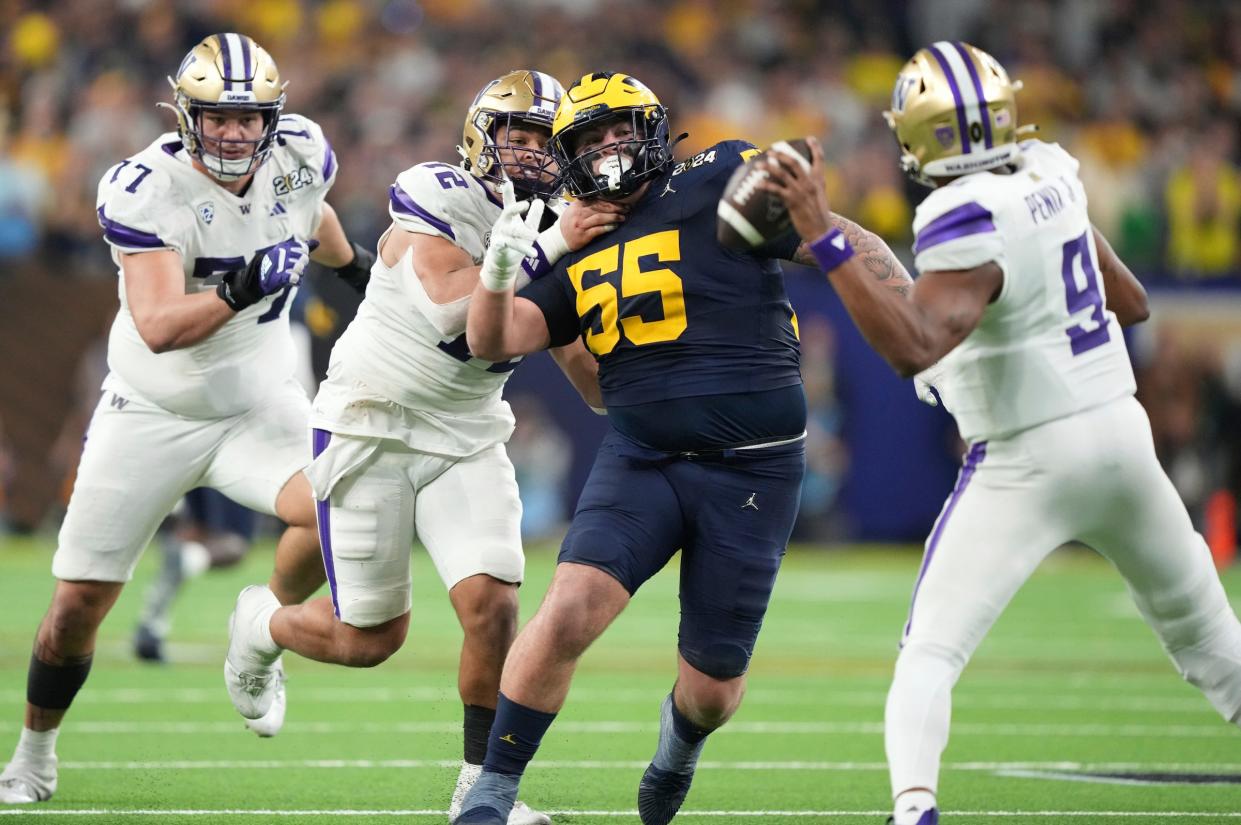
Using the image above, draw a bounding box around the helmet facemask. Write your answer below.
[168,88,284,182]
[551,105,671,200]
[470,111,559,200]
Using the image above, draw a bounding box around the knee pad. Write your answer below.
[681,641,751,680]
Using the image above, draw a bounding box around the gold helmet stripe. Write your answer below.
[927,41,989,153]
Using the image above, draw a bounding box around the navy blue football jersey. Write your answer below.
[522,140,805,449]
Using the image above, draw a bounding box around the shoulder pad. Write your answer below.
[95,157,188,253]
[274,114,337,188]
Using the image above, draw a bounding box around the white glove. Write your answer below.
[480,180,544,293]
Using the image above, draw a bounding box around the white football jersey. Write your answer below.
[97,114,336,418]
[911,140,1136,442]
[310,162,520,457]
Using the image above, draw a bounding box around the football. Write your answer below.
[716,138,813,250]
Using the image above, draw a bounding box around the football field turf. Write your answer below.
[1,535,1239,824]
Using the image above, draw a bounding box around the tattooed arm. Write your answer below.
[791,213,913,297]
[762,135,997,377]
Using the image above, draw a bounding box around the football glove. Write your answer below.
[334,241,374,293]
[219,238,314,311]
[479,180,543,293]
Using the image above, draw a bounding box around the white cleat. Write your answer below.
[448,762,551,825]
[224,585,282,720]
[507,801,552,825]
[0,761,56,804]
[243,657,286,737]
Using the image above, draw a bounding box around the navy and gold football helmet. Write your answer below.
[161,33,286,182]
[884,42,1033,187]
[459,70,563,200]
[549,72,673,200]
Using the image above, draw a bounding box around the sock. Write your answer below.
[893,789,937,825]
[13,728,58,765]
[481,692,557,778]
[651,693,710,775]
[463,704,496,766]
[139,537,189,637]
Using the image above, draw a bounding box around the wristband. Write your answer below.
[808,228,855,272]
[521,222,570,281]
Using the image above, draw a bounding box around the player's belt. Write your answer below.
[679,431,807,461]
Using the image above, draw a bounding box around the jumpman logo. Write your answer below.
[499,733,518,745]
[660,179,677,198]
[741,493,759,511]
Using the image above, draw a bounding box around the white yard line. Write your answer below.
[49,758,1241,772]
[0,686,1210,713]
[3,809,1241,818]
[10,720,1235,738]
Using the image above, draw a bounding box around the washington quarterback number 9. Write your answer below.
[566,229,688,356]
[1060,231,1111,356]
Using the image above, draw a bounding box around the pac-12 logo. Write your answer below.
[892,74,918,112]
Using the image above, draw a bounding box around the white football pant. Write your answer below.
[885,396,1241,798]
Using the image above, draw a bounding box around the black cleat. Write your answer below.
[637,763,695,825]
[133,624,165,663]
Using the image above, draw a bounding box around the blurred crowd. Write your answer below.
[0,0,1239,550]
[1,0,1240,276]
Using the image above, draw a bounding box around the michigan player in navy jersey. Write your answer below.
[455,72,913,825]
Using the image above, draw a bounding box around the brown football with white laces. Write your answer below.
[716,138,813,250]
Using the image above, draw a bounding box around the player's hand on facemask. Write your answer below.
[480,180,542,293]
[218,238,315,311]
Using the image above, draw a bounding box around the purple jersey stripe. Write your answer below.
[311,429,341,619]
[217,33,232,89]
[475,176,503,209]
[928,43,970,155]
[953,42,992,149]
[388,184,455,239]
[322,135,337,181]
[903,440,987,639]
[913,201,995,254]
[96,206,165,248]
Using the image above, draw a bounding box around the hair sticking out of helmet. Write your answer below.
[883,42,1035,187]
[458,70,564,200]
[160,33,286,182]
[549,72,676,200]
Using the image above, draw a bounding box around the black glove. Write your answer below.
[334,240,374,293]
[217,238,312,311]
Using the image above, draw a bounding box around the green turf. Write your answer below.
[1,534,1239,824]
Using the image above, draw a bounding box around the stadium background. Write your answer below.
[0,0,1239,550]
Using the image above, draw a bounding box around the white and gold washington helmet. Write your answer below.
[161,33,286,181]
[458,70,564,199]
[884,42,1033,187]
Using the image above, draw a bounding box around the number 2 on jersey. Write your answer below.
[1060,231,1110,356]
[567,230,688,356]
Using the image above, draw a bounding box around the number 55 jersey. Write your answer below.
[95,114,336,418]
[521,140,805,452]
[911,139,1136,443]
